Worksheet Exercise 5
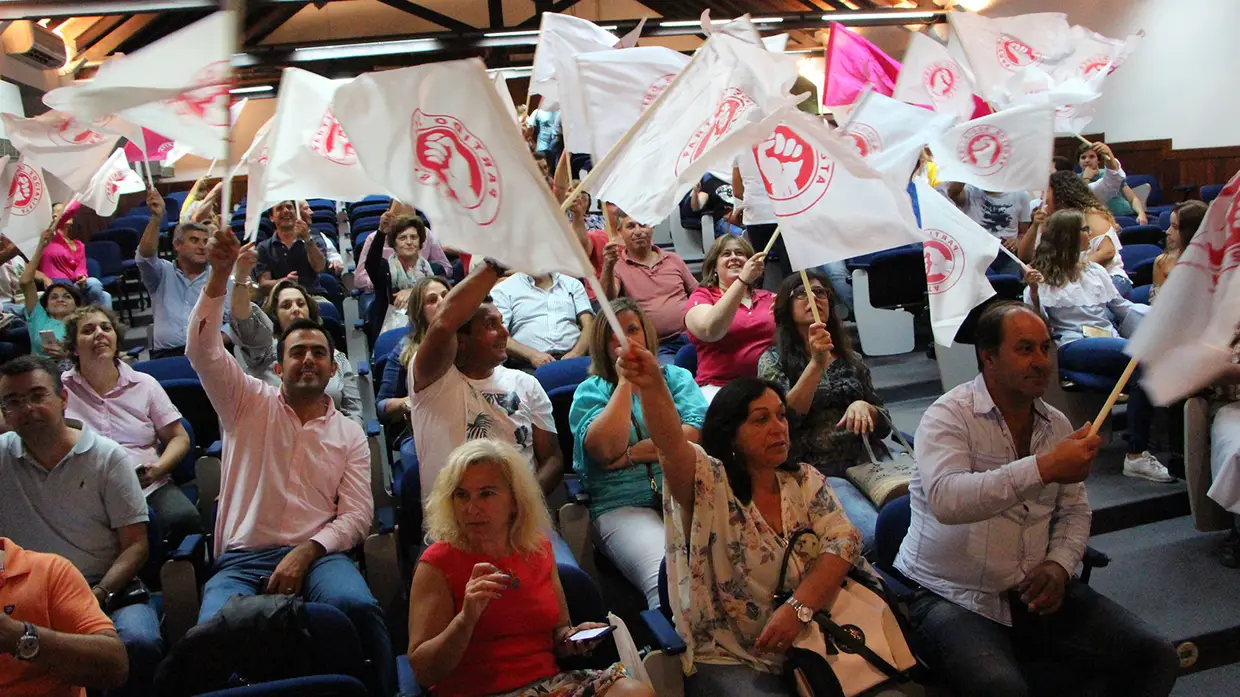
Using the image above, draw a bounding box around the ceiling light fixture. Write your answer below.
[289,38,443,62]
[822,11,937,21]
[659,19,705,27]
[230,85,274,95]
[482,29,539,38]
[751,17,785,24]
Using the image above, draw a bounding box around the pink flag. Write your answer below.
[822,23,900,108]
[1127,169,1240,405]
[123,128,176,162]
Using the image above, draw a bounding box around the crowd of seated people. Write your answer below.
[2,93,1216,697]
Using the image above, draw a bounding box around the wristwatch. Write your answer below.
[94,585,115,611]
[785,596,814,624]
[14,622,38,661]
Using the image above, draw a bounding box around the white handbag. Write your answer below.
[776,529,917,697]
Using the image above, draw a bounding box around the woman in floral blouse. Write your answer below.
[757,269,892,550]
[618,344,862,697]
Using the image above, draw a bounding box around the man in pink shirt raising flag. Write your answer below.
[185,227,393,697]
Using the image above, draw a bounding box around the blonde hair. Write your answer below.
[423,439,553,556]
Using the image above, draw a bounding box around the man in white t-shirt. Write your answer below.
[410,259,563,505]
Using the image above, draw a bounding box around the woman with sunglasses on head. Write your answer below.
[615,342,861,697]
[409,438,654,697]
[756,269,891,550]
[1026,209,1170,483]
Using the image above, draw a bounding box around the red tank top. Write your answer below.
[420,537,561,697]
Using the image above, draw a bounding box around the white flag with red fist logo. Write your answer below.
[1127,169,1240,406]
[0,111,118,192]
[80,148,145,217]
[48,12,233,159]
[264,68,388,205]
[243,118,274,241]
[331,59,594,278]
[701,10,762,45]
[840,89,953,181]
[927,104,1055,193]
[913,180,1000,346]
[893,31,978,123]
[529,13,619,111]
[947,12,1073,106]
[753,111,923,269]
[0,157,54,257]
[576,46,691,163]
[586,34,802,225]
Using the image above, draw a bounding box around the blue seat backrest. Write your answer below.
[1125,174,1163,205]
[1157,210,1171,231]
[533,356,590,394]
[874,494,912,574]
[85,257,102,281]
[317,301,342,323]
[133,356,198,382]
[868,246,928,308]
[1129,284,1151,304]
[372,328,406,368]
[1200,184,1223,204]
[174,417,196,484]
[674,343,697,375]
[86,240,124,275]
[1117,225,1164,248]
[1119,243,1162,271]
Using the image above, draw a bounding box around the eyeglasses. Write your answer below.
[0,389,54,413]
[792,286,831,300]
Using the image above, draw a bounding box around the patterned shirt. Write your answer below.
[757,348,891,476]
[664,444,862,673]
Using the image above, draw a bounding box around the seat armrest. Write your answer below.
[640,609,687,655]
[170,533,205,562]
[1082,546,1110,569]
[358,360,370,377]
[365,418,381,438]
[564,478,591,505]
[206,440,222,458]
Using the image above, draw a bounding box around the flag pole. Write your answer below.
[762,226,782,255]
[218,0,243,226]
[1088,356,1139,438]
[557,39,705,214]
[799,269,822,324]
[1075,134,1092,146]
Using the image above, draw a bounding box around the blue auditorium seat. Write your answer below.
[1117,224,1164,248]
[1200,184,1223,204]
[673,342,697,375]
[1120,243,1161,288]
[1157,210,1171,231]
[1129,284,1152,304]
[1125,174,1176,215]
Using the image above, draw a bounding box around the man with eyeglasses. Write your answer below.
[0,355,162,697]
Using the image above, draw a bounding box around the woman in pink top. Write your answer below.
[684,236,776,402]
[36,203,112,309]
[409,439,651,697]
[60,306,201,543]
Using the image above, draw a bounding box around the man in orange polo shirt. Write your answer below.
[0,537,128,696]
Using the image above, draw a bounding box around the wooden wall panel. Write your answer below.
[1054,135,1240,204]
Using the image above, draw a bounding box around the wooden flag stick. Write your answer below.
[602,200,618,241]
[1088,356,1139,438]
[1075,134,1093,147]
[800,269,822,325]
[762,226,782,255]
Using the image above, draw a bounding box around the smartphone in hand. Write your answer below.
[567,625,616,643]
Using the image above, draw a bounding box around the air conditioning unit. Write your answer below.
[2,21,68,70]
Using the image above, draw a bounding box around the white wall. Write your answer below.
[983,0,1240,150]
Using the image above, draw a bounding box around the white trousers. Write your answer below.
[594,506,665,610]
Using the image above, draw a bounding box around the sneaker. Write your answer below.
[1123,452,1175,483]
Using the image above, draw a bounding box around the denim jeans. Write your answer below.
[906,584,1178,697]
[198,547,395,697]
[686,662,790,697]
[715,218,745,238]
[594,506,665,609]
[826,477,877,557]
[1058,338,1152,452]
[1111,274,1134,298]
[108,600,163,697]
[657,334,688,364]
[819,261,854,314]
[81,276,112,309]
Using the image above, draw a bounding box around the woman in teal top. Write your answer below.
[21,225,82,361]
[569,298,707,609]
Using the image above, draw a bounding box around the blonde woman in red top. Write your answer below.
[408,439,653,697]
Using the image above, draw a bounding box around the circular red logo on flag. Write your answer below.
[7,164,43,216]
[412,110,501,226]
[754,125,834,217]
[50,114,105,146]
[923,61,960,100]
[167,61,232,127]
[310,109,357,165]
[841,122,881,159]
[957,124,1010,176]
[924,228,965,294]
[1080,54,1118,80]
[676,88,757,175]
[996,34,1041,70]
[640,74,676,112]
[104,169,128,203]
